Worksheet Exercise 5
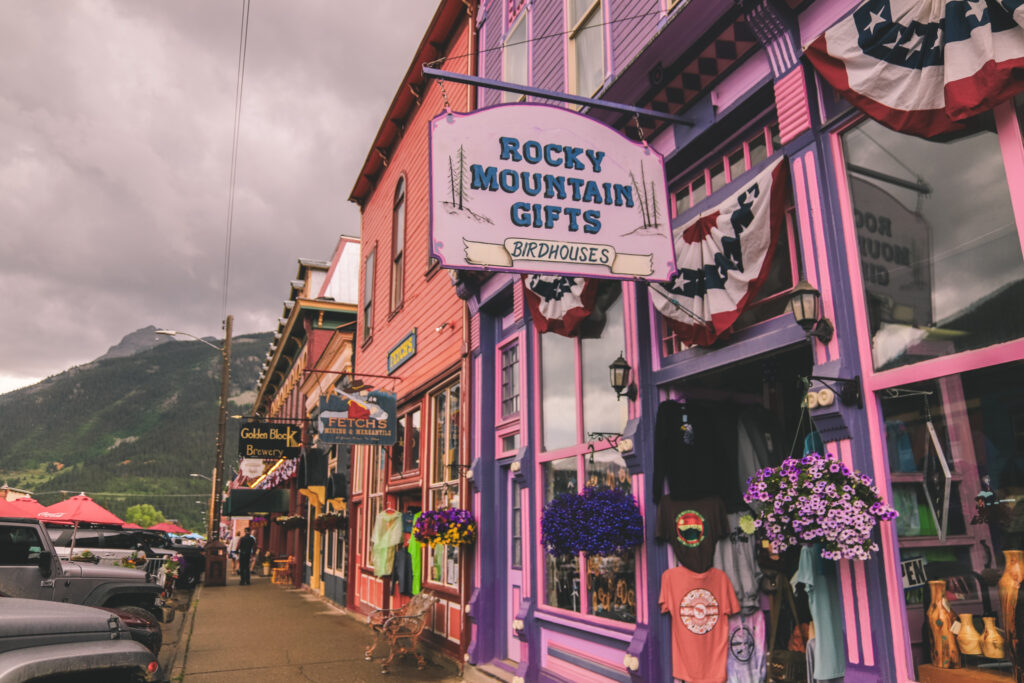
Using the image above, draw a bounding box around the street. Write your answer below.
[162,573,465,683]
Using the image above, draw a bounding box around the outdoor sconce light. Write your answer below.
[789,280,834,344]
[609,353,637,401]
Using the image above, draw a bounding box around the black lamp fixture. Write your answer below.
[789,280,834,344]
[609,352,637,402]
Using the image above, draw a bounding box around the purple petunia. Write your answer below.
[743,452,898,561]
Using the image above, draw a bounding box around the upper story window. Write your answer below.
[500,342,520,418]
[662,121,796,356]
[391,178,406,311]
[363,250,375,342]
[840,96,1024,372]
[503,9,528,103]
[568,0,604,97]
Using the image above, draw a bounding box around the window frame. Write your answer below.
[424,378,463,593]
[503,7,529,103]
[363,249,376,344]
[828,98,1024,683]
[533,285,637,625]
[390,177,406,312]
[388,407,421,479]
[567,0,605,97]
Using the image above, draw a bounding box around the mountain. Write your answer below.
[96,325,171,361]
[0,330,273,531]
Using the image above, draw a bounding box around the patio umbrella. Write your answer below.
[122,522,143,529]
[149,522,189,534]
[8,497,47,516]
[0,498,28,518]
[38,493,125,558]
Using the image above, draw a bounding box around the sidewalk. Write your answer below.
[177,574,465,682]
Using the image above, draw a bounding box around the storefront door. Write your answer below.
[505,469,523,663]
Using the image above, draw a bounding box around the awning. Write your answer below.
[223,489,290,516]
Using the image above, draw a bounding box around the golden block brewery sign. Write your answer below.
[429,104,676,281]
[237,422,302,459]
[317,389,397,446]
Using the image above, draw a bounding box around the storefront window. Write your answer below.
[503,9,528,103]
[511,478,523,568]
[501,343,520,418]
[544,457,580,612]
[842,113,1024,371]
[427,488,460,588]
[427,380,462,590]
[537,280,635,624]
[883,360,1024,674]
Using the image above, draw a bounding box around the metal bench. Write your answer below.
[364,591,438,674]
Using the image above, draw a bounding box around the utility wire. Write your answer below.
[221,0,251,322]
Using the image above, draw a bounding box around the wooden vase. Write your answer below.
[980,616,1005,659]
[1000,550,1024,678]
[956,614,982,655]
[927,580,961,668]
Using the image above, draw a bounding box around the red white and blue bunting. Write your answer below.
[650,157,790,348]
[255,457,298,490]
[806,0,1024,138]
[522,274,598,337]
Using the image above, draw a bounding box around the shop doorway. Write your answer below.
[504,468,524,663]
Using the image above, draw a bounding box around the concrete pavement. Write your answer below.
[175,573,466,682]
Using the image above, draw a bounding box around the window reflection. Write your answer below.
[842,116,1024,370]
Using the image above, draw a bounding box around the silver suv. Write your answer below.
[0,597,158,682]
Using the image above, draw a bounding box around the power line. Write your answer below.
[221,0,251,321]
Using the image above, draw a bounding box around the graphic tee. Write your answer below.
[370,510,403,578]
[726,610,766,683]
[659,566,740,683]
[656,496,728,572]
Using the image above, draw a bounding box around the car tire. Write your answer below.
[115,605,163,656]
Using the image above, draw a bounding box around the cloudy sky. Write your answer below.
[0,0,441,393]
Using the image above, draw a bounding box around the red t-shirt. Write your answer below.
[659,566,739,683]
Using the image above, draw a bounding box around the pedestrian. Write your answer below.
[228,531,241,574]
[237,527,256,585]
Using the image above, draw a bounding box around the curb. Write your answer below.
[167,583,202,682]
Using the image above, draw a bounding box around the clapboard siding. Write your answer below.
[532,1,564,95]
[610,0,661,72]
[482,2,503,108]
[357,20,471,394]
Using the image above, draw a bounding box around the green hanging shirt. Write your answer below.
[407,511,423,594]
[370,510,403,578]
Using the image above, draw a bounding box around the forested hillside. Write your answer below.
[0,330,272,531]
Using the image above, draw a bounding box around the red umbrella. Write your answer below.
[0,498,29,518]
[122,522,143,529]
[148,522,189,534]
[38,493,124,525]
[8,497,47,516]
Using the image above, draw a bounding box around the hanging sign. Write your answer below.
[650,157,790,347]
[387,330,417,375]
[237,422,302,459]
[429,104,676,281]
[317,390,397,446]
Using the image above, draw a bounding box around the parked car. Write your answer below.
[46,525,205,588]
[0,519,165,625]
[0,597,158,682]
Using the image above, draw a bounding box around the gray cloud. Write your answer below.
[0,0,441,384]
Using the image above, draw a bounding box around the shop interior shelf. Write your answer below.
[898,534,976,548]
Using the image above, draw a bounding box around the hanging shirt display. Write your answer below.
[726,609,767,683]
[713,512,761,613]
[793,545,846,680]
[660,565,740,683]
[407,511,423,595]
[656,496,729,573]
[370,510,403,578]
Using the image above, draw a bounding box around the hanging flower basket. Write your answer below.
[413,508,477,547]
[274,514,307,530]
[541,487,644,557]
[313,512,346,532]
[744,452,898,561]
[250,516,268,529]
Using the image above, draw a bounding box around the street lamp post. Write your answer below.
[157,315,232,544]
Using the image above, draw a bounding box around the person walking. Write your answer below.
[228,531,241,574]
[237,527,256,585]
